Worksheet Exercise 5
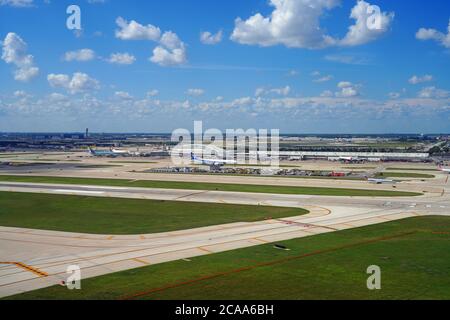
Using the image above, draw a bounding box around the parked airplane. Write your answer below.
[191,153,237,166]
[339,156,360,163]
[88,147,129,157]
[439,166,450,173]
[368,178,396,184]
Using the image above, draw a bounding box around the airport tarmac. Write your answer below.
[0,175,449,298]
[0,153,448,298]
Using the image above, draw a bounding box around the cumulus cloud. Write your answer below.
[150,31,187,66]
[115,17,187,66]
[64,49,96,62]
[409,75,433,85]
[200,30,223,45]
[1,32,39,82]
[231,0,393,49]
[336,81,360,97]
[47,72,100,94]
[107,52,136,65]
[115,17,161,41]
[416,19,450,48]
[339,0,394,46]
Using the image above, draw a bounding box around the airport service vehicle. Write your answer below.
[368,178,396,184]
[191,153,237,166]
[330,172,346,177]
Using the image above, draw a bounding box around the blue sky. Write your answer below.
[0,0,450,133]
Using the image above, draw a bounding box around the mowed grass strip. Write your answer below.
[8,216,450,300]
[0,175,421,197]
[0,192,307,235]
[376,172,435,179]
[386,168,438,172]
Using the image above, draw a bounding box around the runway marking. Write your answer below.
[198,247,213,254]
[140,235,146,240]
[252,238,269,243]
[53,189,105,195]
[0,262,48,278]
[175,190,209,201]
[275,219,338,231]
[120,231,417,300]
[133,258,149,265]
[107,236,114,240]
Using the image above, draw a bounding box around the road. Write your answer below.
[0,177,449,298]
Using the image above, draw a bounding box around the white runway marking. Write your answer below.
[53,189,105,195]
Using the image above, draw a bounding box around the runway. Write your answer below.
[0,178,449,298]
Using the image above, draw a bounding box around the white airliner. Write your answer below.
[439,166,450,173]
[111,148,131,155]
[191,153,236,166]
[88,147,130,157]
[368,178,396,184]
[339,156,360,162]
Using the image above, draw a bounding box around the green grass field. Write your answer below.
[386,168,438,172]
[0,192,307,234]
[8,216,450,300]
[0,175,421,197]
[376,172,435,179]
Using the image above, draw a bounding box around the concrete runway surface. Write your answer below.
[0,175,449,298]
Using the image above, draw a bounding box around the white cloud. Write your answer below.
[115,17,187,67]
[200,30,223,45]
[255,86,291,97]
[339,0,394,46]
[115,91,133,100]
[336,81,360,97]
[48,93,67,102]
[0,0,33,7]
[115,17,161,41]
[107,52,136,65]
[418,86,449,99]
[47,72,100,94]
[186,88,205,97]
[64,49,96,62]
[320,90,334,97]
[150,31,187,66]
[231,0,393,49]
[1,32,39,82]
[324,54,369,65]
[409,75,433,85]
[416,19,450,48]
[313,75,333,83]
[147,89,159,97]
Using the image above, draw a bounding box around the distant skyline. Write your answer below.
[1,0,450,133]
